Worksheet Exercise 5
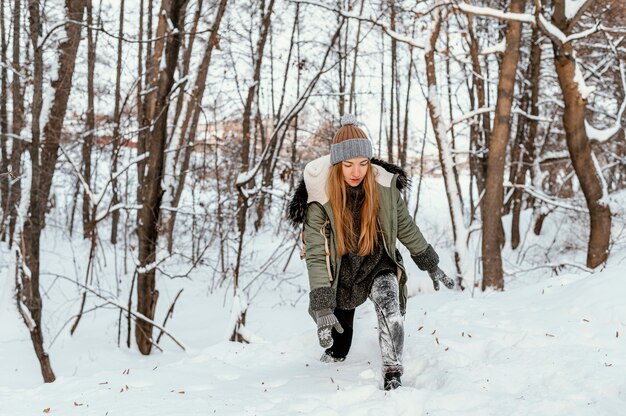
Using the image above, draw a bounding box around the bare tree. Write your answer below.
[479,0,526,291]
[537,0,612,268]
[424,12,471,290]
[0,0,7,217]
[135,0,189,355]
[165,0,230,252]
[17,0,87,383]
[110,0,125,244]
[3,0,26,245]
[254,3,301,230]
[167,0,204,149]
[510,25,541,249]
[233,0,276,342]
[233,17,345,341]
[466,14,491,201]
[388,0,399,165]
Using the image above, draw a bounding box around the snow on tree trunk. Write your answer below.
[424,14,471,289]
[136,0,189,355]
[552,47,611,268]
[547,0,612,268]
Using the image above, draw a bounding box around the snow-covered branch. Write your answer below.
[505,183,587,212]
[480,39,506,55]
[60,146,149,217]
[95,204,142,223]
[459,1,599,47]
[237,19,344,188]
[0,61,27,79]
[512,107,554,123]
[291,0,425,49]
[448,106,495,131]
[506,261,594,276]
[585,34,626,143]
[46,273,187,351]
[59,146,96,203]
[456,3,535,24]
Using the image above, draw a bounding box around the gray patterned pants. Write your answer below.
[369,272,404,375]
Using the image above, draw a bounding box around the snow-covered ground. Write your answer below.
[1,179,625,415]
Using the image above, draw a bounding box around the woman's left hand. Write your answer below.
[428,266,455,290]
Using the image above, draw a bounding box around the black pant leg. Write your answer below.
[326,308,355,359]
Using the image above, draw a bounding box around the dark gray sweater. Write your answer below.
[336,184,397,310]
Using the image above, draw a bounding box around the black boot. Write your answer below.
[383,371,402,390]
[320,350,346,363]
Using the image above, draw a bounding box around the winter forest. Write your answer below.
[1,0,625,413]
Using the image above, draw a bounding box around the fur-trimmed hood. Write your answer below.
[287,156,409,226]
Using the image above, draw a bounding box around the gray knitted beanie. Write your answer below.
[330,114,373,165]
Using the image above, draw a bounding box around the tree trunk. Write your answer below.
[167,0,203,150]
[511,25,541,249]
[21,0,86,383]
[165,0,229,251]
[400,25,415,173]
[82,0,96,239]
[5,0,25,245]
[136,0,189,355]
[481,0,525,291]
[425,14,470,290]
[253,4,299,231]
[550,0,611,268]
[348,0,365,114]
[137,0,155,193]
[233,0,275,342]
[387,0,396,164]
[136,0,145,192]
[445,26,463,210]
[110,0,125,244]
[378,30,384,159]
[466,15,489,198]
[0,0,8,223]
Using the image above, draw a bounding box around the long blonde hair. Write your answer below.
[327,162,379,256]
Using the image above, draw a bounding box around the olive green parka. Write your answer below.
[288,155,434,315]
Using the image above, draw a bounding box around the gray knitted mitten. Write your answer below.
[428,266,455,291]
[314,309,344,348]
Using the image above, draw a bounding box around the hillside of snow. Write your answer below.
[1,181,625,415]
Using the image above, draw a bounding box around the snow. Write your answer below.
[573,60,596,100]
[585,122,623,142]
[456,3,535,25]
[585,86,626,142]
[4,174,625,415]
[590,152,609,207]
[480,39,506,55]
[426,84,471,286]
[449,106,495,131]
[565,0,590,20]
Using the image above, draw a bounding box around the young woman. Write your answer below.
[288,114,454,390]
